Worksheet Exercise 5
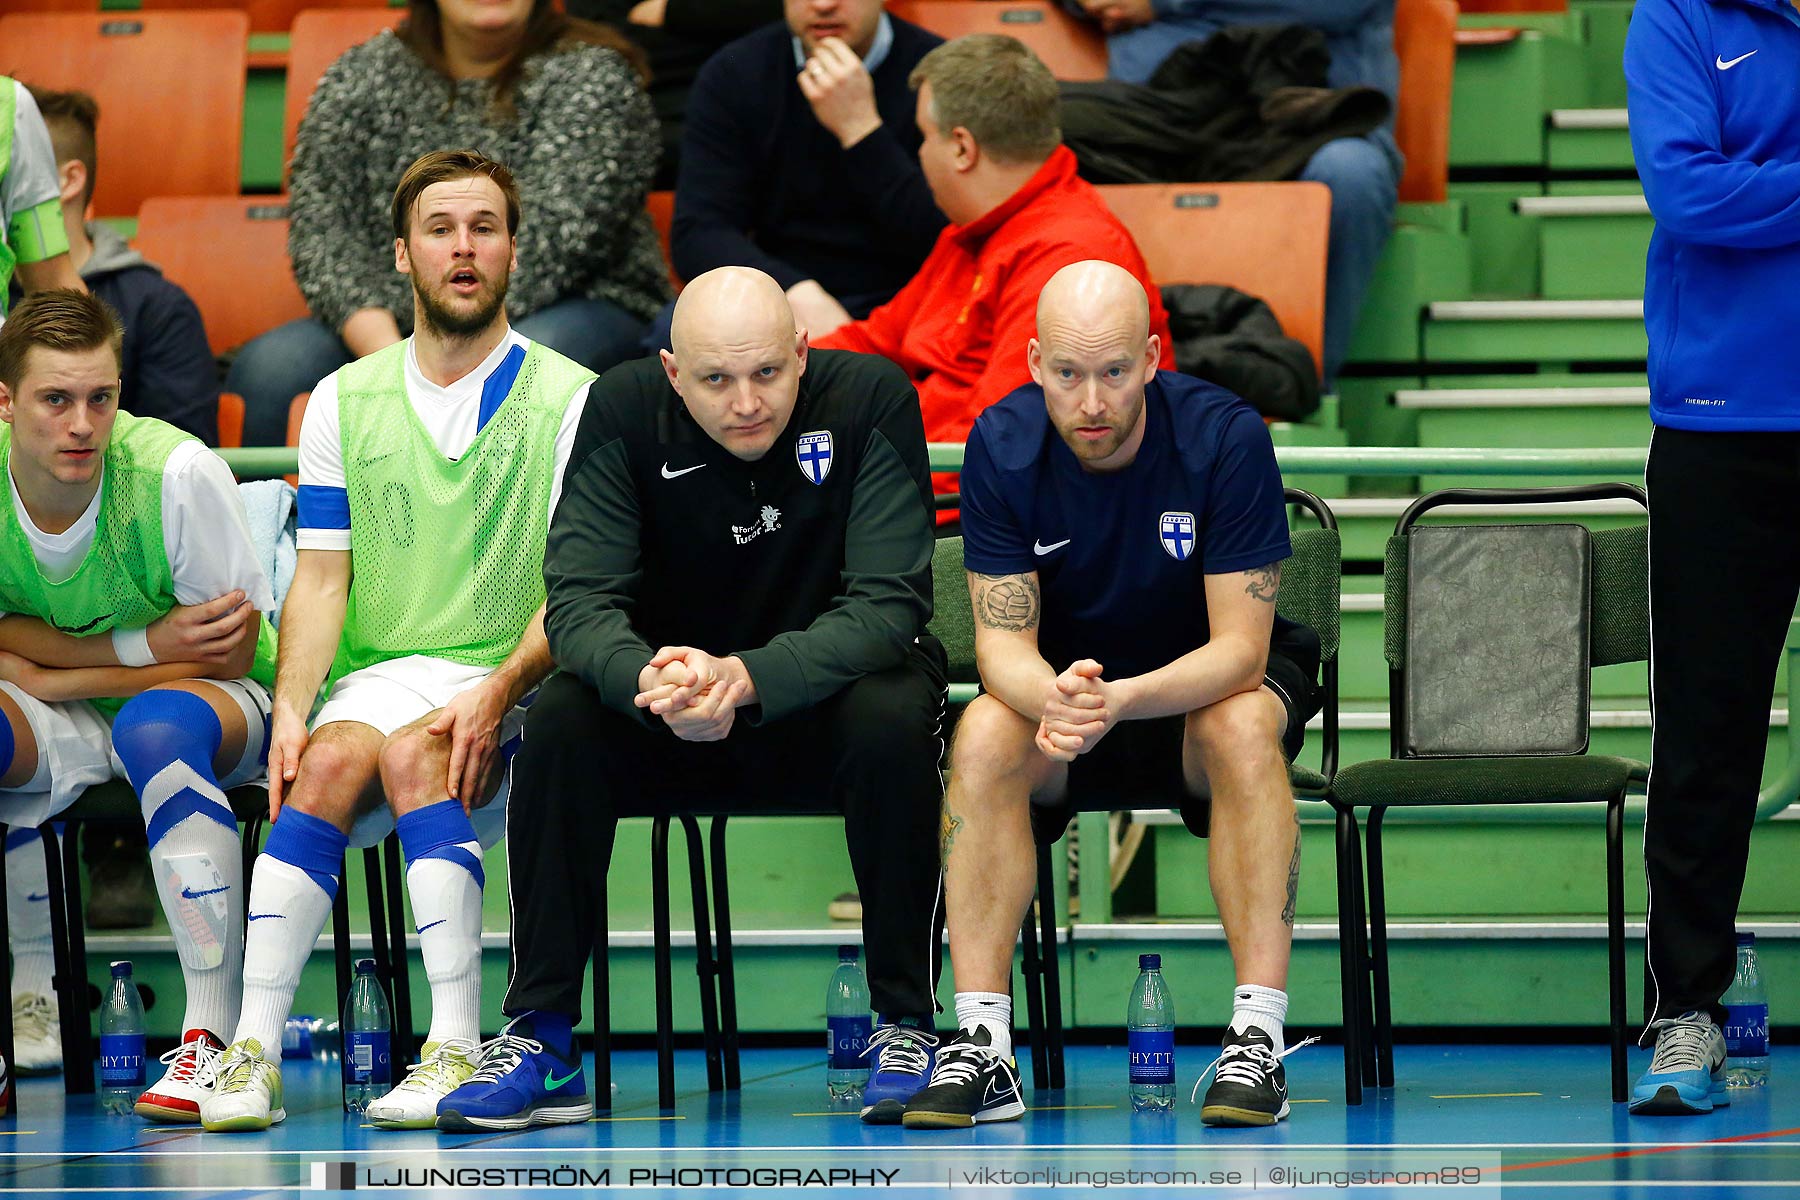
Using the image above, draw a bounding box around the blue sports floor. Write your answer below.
[3,1044,1798,1196]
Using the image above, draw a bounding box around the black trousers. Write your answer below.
[504,639,947,1021]
[1644,427,1800,1030]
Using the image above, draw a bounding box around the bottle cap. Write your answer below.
[1139,954,1161,970]
[355,958,377,973]
[110,960,133,978]
[838,944,859,961]
[1737,931,1756,947]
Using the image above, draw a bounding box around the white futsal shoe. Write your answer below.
[12,993,62,1075]
[367,1039,479,1130]
[136,1029,226,1122]
[199,1038,286,1132]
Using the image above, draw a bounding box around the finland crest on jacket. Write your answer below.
[1159,511,1196,561]
[796,430,833,484]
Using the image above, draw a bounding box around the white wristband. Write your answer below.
[112,626,157,668]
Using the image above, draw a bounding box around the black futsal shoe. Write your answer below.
[1200,1026,1291,1127]
[900,1027,1025,1129]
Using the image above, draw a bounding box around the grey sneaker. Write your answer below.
[1630,1012,1729,1115]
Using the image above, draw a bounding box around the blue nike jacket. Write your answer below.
[1624,0,1800,430]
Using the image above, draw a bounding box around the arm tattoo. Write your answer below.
[1243,561,1281,605]
[973,572,1041,632]
[1281,813,1301,928]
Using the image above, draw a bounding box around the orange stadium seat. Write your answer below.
[217,392,246,448]
[1098,181,1331,377]
[1394,0,1457,204]
[645,189,680,289]
[0,0,99,11]
[139,0,395,35]
[133,195,310,357]
[1456,0,1565,11]
[887,0,1106,80]
[0,11,248,217]
[283,6,407,178]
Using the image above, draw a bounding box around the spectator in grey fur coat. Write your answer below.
[225,0,670,445]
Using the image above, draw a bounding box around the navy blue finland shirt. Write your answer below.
[961,371,1293,681]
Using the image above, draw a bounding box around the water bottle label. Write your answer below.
[345,1031,392,1085]
[1128,1030,1176,1085]
[99,1033,147,1088]
[1725,1003,1769,1057]
[827,1015,872,1069]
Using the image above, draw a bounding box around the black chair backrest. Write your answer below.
[929,535,978,684]
[1380,484,1648,758]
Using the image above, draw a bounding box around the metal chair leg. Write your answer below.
[593,861,612,1112]
[1367,808,1395,1088]
[42,826,92,1095]
[677,814,722,1092]
[331,854,354,1022]
[60,825,97,1093]
[1607,795,1628,1103]
[1037,841,1065,1090]
[708,816,741,1091]
[0,826,13,1118]
[1017,869,1048,1091]
[240,813,264,937]
[361,846,392,1041]
[382,836,414,1067]
[1333,806,1364,1106]
[651,815,676,1110]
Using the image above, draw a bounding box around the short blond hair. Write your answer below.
[909,35,1061,165]
[0,290,123,390]
[391,148,522,243]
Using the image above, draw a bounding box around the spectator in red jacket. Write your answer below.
[815,34,1171,475]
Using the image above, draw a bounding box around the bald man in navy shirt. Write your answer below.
[905,261,1320,1131]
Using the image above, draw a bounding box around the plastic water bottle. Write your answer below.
[341,960,392,1113]
[99,960,147,1114]
[1128,953,1175,1111]
[1724,932,1770,1089]
[825,945,872,1103]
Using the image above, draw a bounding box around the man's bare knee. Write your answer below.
[948,695,1043,808]
[377,721,446,803]
[290,725,382,824]
[1185,691,1285,793]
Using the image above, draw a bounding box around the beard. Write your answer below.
[415,270,509,340]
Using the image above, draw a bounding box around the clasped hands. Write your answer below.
[635,646,754,742]
[1035,658,1123,763]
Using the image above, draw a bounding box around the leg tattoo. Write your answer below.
[1281,814,1301,928]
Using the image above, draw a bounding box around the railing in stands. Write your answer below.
[217,443,1657,479]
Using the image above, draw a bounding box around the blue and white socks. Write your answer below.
[113,689,244,1038]
[396,800,484,1047]
[235,808,346,1053]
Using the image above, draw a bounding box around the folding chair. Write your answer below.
[887,1,1106,80]
[134,196,310,357]
[1097,181,1331,379]
[0,11,247,217]
[1327,484,1648,1104]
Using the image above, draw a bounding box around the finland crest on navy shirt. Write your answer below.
[960,370,1297,681]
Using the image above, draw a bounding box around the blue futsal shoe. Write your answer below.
[1630,1013,1730,1115]
[859,1022,938,1124]
[436,1016,593,1131]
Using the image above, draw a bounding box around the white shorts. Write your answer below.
[311,655,525,850]
[0,678,272,830]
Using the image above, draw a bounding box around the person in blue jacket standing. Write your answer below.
[1624,0,1800,1116]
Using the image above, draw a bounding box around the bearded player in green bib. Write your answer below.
[0,289,277,1116]
[200,150,595,1133]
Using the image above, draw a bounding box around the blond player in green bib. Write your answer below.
[200,150,593,1133]
[0,289,276,1115]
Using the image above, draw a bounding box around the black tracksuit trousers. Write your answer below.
[503,640,947,1021]
[1644,427,1800,1032]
